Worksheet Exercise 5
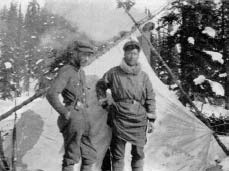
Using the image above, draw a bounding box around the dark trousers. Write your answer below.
[110,136,144,171]
[58,108,97,171]
[101,148,111,171]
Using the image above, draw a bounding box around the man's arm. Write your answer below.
[80,69,88,106]
[96,71,111,108]
[46,67,70,116]
[144,74,156,122]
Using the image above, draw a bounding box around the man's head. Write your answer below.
[123,40,141,66]
[69,41,95,67]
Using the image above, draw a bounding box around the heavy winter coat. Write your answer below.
[96,60,156,146]
[46,64,87,116]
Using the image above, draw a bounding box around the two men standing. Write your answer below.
[46,39,156,171]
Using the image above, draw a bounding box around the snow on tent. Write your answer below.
[1,29,228,171]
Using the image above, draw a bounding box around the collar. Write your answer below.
[119,59,141,75]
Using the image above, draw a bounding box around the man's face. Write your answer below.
[124,48,140,66]
[72,51,92,66]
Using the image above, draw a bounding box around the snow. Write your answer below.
[45,76,52,80]
[0,93,40,122]
[176,43,181,53]
[220,157,229,171]
[206,79,225,96]
[170,84,178,89]
[10,81,16,85]
[182,1,189,5]
[190,76,223,97]
[159,71,165,75]
[4,62,12,69]
[193,76,224,96]
[0,78,38,124]
[188,37,195,45]
[214,0,222,4]
[173,8,179,14]
[35,59,44,65]
[9,58,14,62]
[219,73,227,77]
[193,75,206,85]
[203,50,224,64]
[169,24,179,36]
[194,101,229,118]
[202,27,216,38]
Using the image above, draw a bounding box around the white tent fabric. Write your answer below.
[11,31,227,171]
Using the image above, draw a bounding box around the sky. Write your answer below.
[0,0,168,41]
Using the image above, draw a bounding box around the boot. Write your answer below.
[80,164,93,171]
[62,164,74,171]
[112,158,124,171]
[131,159,143,171]
[132,166,143,171]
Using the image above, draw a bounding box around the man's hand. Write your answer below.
[63,111,71,120]
[147,113,156,133]
[98,98,109,109]
[147,121,154,133]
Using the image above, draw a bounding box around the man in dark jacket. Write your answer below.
[46,41,97,171]
[96,40,156,171]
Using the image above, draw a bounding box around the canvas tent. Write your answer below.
[2,29,228,171]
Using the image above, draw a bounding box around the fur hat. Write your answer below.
[123,40,140,51]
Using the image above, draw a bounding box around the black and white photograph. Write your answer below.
[0,0,229,171]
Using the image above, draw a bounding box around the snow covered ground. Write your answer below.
[194,101,229,118]
[220,157,229,171]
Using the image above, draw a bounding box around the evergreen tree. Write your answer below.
[157,11,180,85]
[159,0,225,105]
[0,2,19,99]
[0,45,15,99]
[0,0,108,99]
[23,0,41,93]
[13,4,25,96]
[221,0,229,109]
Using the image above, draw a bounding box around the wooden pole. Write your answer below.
[0,87,49,122]
[11,96,17,171]
[0,131,9,171]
